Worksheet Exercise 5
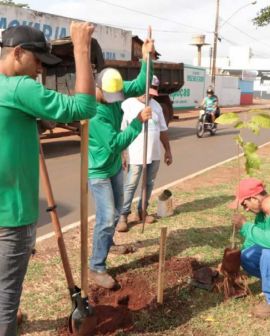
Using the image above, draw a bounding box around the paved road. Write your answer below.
[38,114,270,237]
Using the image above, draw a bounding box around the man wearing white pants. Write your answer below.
[117,76,172,232]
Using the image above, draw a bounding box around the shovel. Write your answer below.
[39,143,83,333]
[141,26,152,234]
[70,119,95,333]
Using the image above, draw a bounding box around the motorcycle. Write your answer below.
[196,108,219,138]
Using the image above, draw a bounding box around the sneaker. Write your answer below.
[89,270,116,289]
[116,215,128,232]
[137,210,156,224]
[251,302,270,318]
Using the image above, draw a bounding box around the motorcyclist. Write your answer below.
[201,87,220,123]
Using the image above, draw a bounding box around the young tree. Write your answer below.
[253,6,270,26]
[216,112,270,175]
[0,0,29,8]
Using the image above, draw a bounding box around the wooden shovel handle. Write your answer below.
[39,143,75,289]
[80,120,89,298]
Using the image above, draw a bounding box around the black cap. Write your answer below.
[1,26,61,65]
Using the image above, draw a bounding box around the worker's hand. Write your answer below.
[70,21,95,53]
[232,213,246,230]
[137,106,152,123]
[164,151,172,165]
[142,37,155,60]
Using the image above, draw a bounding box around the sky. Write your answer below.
[23,0,270,64]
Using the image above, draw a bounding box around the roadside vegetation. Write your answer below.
[20,134,270,336]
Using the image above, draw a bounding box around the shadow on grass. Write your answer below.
[20,316,68,335]
[174,195,234,213]
[111,225,232,276]
[132,282,223,335]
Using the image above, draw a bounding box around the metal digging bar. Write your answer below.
[39,143,90,334]
[70,119,94,333]
[141,26,152,234]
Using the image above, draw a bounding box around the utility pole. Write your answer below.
[209,47,213,75]
[211,0,220,86]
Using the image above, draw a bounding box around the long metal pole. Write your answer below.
[209,47,213,75]
[211,0,220,86]
[141,26,152,234]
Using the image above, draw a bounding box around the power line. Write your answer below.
[95,21,195,34]
[94,0,211,33]
[219,34,270,59]
[220,19,270,50]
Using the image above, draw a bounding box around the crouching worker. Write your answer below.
[231,178,270,318]
[0,22,96,336]
[88,37,155,289]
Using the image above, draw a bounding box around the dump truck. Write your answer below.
[0,5,184,138]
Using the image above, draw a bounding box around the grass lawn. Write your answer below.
[19,144,270,336]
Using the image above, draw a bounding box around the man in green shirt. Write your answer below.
[0,22,96,335]
[231,178,270,318]
[88,38,154,289]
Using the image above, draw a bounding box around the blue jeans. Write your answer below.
[0,223,36,336]
[241,245,270,303]
[89,168,123,272]
[121,160,160,216]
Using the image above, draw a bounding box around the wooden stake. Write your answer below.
[80,119,89,299]
[157,227,167,304]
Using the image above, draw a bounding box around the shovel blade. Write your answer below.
[69,290,94,334]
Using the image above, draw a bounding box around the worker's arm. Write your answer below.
[158,103,172,165]
[14,21,97,122]
[91,106,152,154]
[14,77,96,122]
[123,38,155,98]
[160,131,172,165]
[71,21,95,96]
[240,218,270,248]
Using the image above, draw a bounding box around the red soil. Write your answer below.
[58,256,199,336]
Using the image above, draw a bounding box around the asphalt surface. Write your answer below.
[38,113,270,237]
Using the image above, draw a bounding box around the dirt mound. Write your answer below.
[90,273,154,311]
[58,256,199,336]
[164,257,199,285]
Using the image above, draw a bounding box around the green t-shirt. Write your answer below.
[240,212,270,250]
[0,74,96,227]
[88,60,153,179]
[205,95,218,112]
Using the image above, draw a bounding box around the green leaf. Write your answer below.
[215,113,240,125]
[246,121,260,135]
[234,135,244,147]
[245,152,261,175]
[234,121,246,129]
[250,113,270,129]
[253,6,270,27]
[243,142,258,155]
